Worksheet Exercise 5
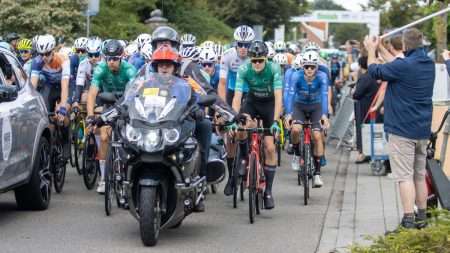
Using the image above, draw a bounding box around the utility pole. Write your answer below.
[435,1,448,63]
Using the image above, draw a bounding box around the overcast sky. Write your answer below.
[326,0,369,11]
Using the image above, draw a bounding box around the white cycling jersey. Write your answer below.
[76,59,102,88]
[219,47,248,91]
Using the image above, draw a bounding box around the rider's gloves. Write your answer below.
[270,121,281,134]
[225,122,238,131]
[86,116,96,127]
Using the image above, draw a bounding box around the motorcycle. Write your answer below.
[100,73,221,246]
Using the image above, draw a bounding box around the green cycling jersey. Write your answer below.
[235,60,283,99]
[91,61,137,92]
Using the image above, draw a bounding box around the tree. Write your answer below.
[90,0,157,40]
[205,0,306,39]
[312,0,345,10]
[0,0,87,39]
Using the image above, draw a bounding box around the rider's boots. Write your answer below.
[263,166,276,209]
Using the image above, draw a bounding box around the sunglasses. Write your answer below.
[19,50,31,54]
[304,65,316,70]
[40,51,53,57]
[106,56,121,62]
[251,58,265,64]
[88,52,101,58]
[202,63,214,68]
[237,42,251,49]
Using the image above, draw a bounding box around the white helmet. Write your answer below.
[180,46,201,61]
[136,33,152,49]
[199,48,217,63]
[273,53,288,65]
[303,41,320,52]
[293,54,303,69]
[180,33,196,46]
[267,45,276,59]
[86,37,102,53]
[74,37,89,50]
[36,34,56,54]
[234,25,255,42]
[140,43,153,61]
[274,41,286,52]
[213,43,223,58]
[124,43,138,56]
[201,40,215,49]
[301,51,320,66]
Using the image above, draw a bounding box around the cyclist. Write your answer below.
[16,38,33,76]
[231,40,283,209]
[284,50,329,188]
[273,53,290,74]
[70,37,89,105]
[180,33,197,50]
[30,34,71,159]
[128,33,151,70]
[86,39,137,193]
[199,47,220,90]
[5,32,20,54]
[213,43,223,62]
[218,25,254,105]
[124,43,138,61]
[73,37,103,109]
[140,43,153,63]
[218,26,254,187]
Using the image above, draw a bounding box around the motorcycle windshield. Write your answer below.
[122,73,192,124]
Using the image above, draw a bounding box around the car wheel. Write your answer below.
[15,136,52,210]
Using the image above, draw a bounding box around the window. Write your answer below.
[4,53,26,89]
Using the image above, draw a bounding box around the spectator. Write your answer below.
[364,28,435,230]
[353,56,380,163]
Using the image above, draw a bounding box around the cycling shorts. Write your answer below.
[41,85,61,113]
[241,96,274,135]
[292,103,322,131]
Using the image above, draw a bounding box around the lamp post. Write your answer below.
[145,9,168,31]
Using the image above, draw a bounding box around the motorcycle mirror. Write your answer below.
[98,92,117,104]
[198,94,216,107]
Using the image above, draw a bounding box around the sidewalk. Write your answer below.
[317,148,402,253]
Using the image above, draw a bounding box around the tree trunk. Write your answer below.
[435,1,448,63]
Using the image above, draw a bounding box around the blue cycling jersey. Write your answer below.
[31,53,70,87]
[128,52,146,70]
[285,70,328,116]
[210,64,220,90]
[283,67,295,108]
[318,64,331,86]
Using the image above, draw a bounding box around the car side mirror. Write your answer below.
[0,85,18,102]
[98,92,117,105]
[197,94,216,107]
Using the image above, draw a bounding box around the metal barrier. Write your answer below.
[328,95,355,149]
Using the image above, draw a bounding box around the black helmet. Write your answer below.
[151,26,179,50]
[248,40,268,58]
[103,39,124,57]
[5,32,19,42]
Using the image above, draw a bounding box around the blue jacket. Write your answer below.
[128,52,146,71]
[368,48,435,139]
[285,70,328,115]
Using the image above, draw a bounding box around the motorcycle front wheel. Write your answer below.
[139,186,161,247]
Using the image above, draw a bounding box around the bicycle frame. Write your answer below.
[246,131,266,192]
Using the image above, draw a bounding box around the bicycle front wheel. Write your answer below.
[248,153,257,224]
[83,133,98,190]
[303,144,311,205]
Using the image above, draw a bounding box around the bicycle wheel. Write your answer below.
[240,179,245,201]
[105,146,114,216]
[248,153,257,224]
[232,145,240,208]
[83,133,98,190]
[73,121,84,175]
[53,143,66,194]
[303,144,310,205]
[68,122,75,168]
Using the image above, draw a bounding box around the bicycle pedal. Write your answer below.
[115,175,122,181]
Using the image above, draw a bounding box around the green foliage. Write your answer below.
[312,0,345,10]
[0,0,87,39]
[90,0,156,40]
[351,209,450,253]
[331,24,369,46]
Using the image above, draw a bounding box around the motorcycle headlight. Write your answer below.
[126,124,142,142]
[164,128,180,144]
[143,129,161,152]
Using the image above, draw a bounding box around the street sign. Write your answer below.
[85,0,99,16]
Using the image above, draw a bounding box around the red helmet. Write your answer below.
[151,45,180,70]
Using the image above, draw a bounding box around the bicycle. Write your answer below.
[48,112,68,194]
[231,136,245,208]
[236,120,271,224]
[104,113,128,216]
[70,105,86,175]
[82,129,99,190]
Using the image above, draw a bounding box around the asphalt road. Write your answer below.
[0,151,341,253]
